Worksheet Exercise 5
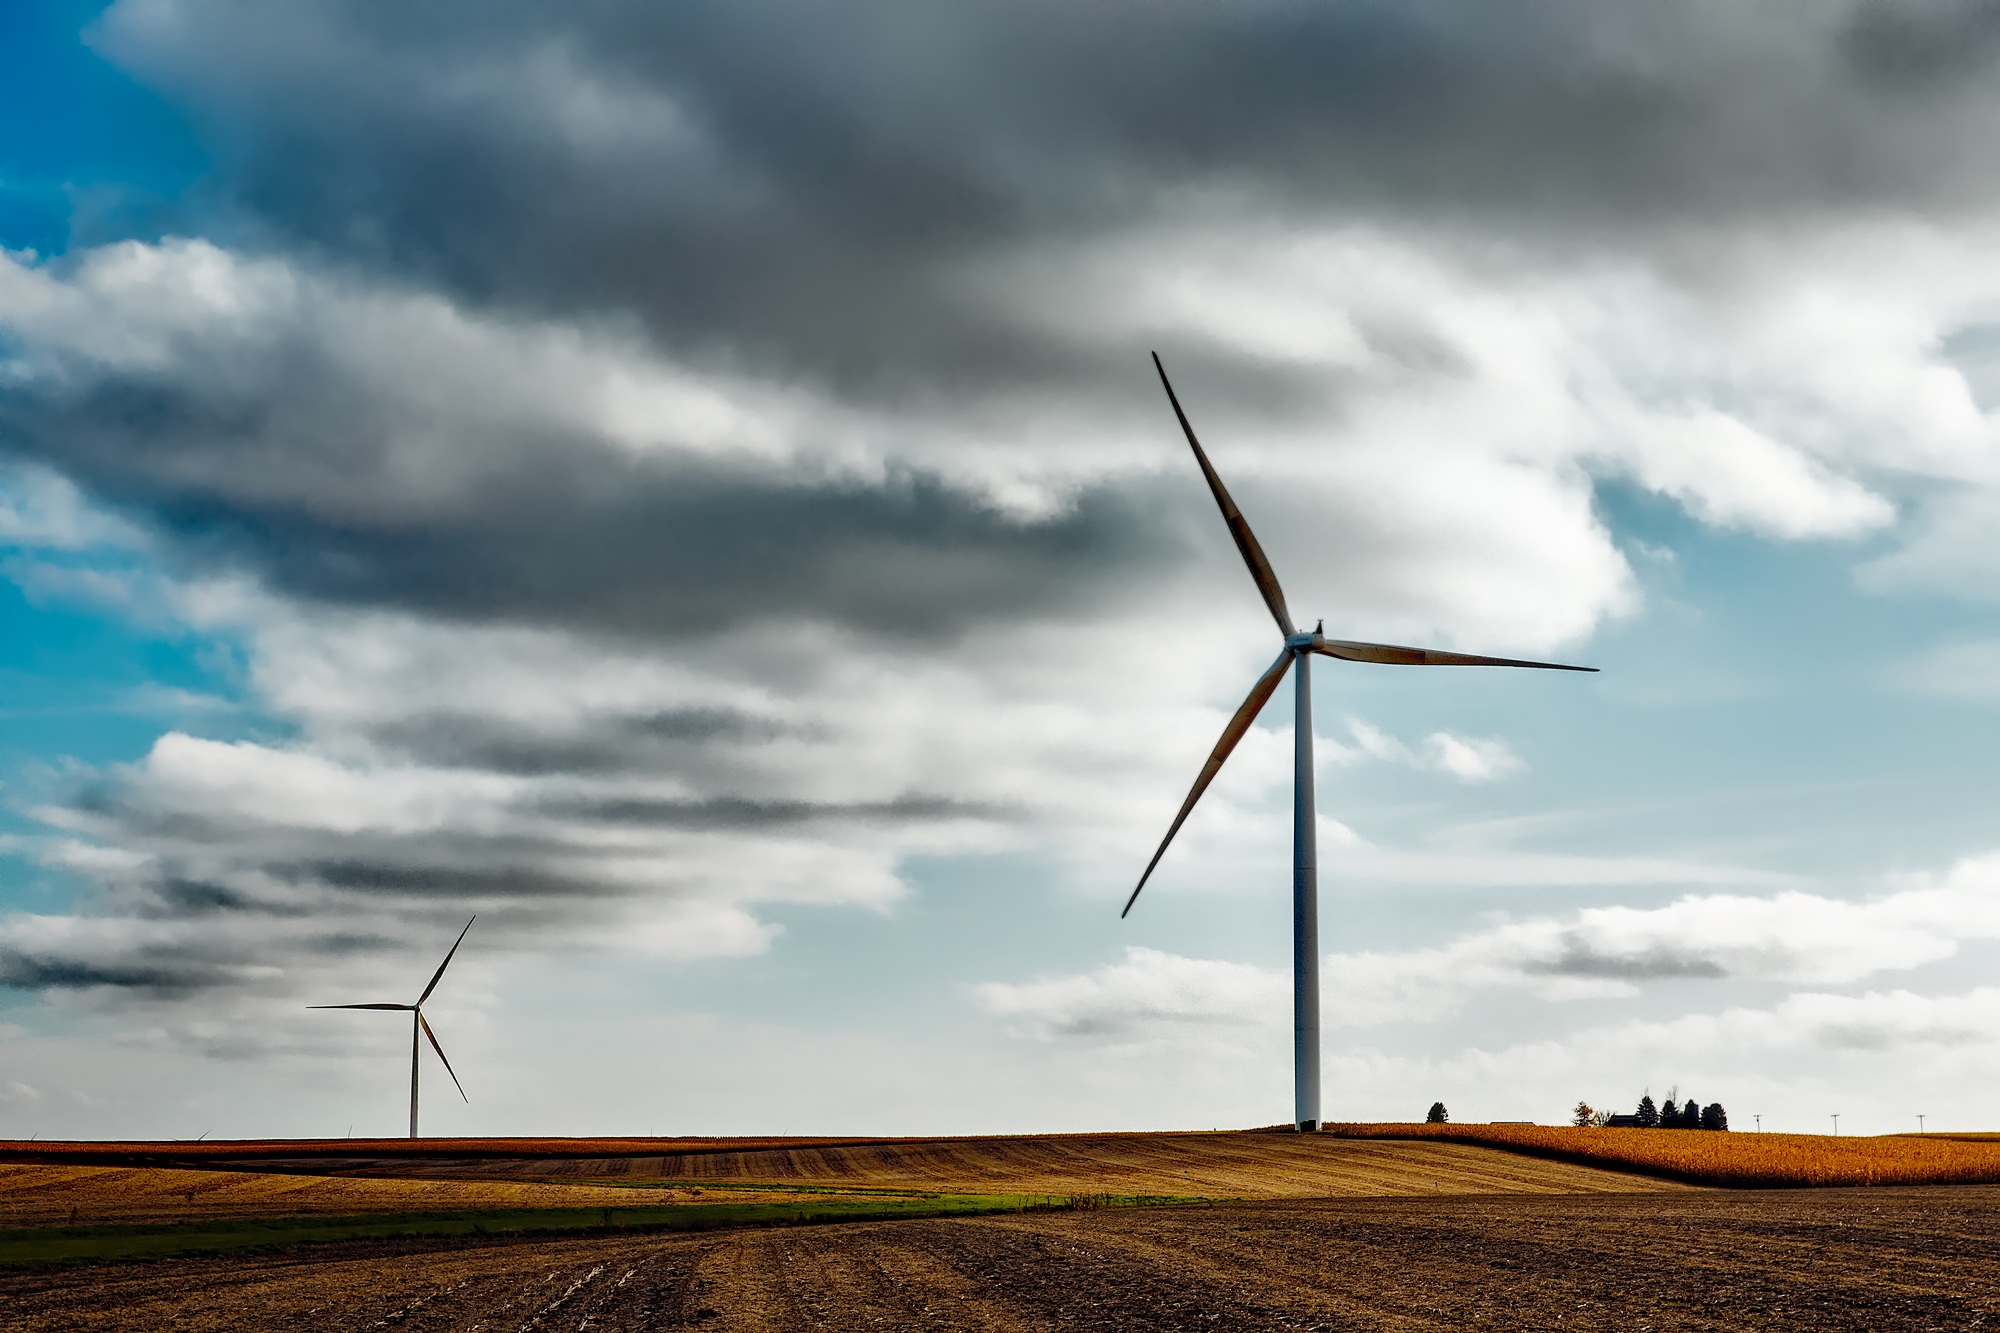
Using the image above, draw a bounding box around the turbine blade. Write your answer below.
[1123,650,1294,918]
[1311,639,1598,672]
[1152,352,1295,637]
[308,1003,415,1010]
[417,916,477,1005]
[419,1013,469,1103]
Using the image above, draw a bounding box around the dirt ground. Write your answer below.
[0,1136,1668,1232]
[240,1132,1677,1199]
[0,1163,789,1228]
[8,1185,2000,1332]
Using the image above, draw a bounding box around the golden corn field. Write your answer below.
[1330,1123,2000,1188]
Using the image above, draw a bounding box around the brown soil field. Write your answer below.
[3,1128,1688,1200]
[392,1132,1676,1197]
[1,1132,1677,1209]
[0,1163,794,1228]
[0,1136,851,1166]
[6,1185,1998,1331]
[1335,1122,2000,1187]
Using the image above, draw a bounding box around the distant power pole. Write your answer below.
[1753,1114,1761,1132]
[1832,1114,1840,1136]
[1918,1115,1926,1133]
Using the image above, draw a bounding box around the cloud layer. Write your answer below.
[5,0,2000,1113]
[979,852,2000,1036]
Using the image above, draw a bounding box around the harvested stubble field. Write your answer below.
[0,1162,795,1228]
[266,1130,1676,1199]
[3,1130,1670,1206]
[7,1185,2000,1331]
[13,1128,2000,1329]
[1333,1121,2000,1187]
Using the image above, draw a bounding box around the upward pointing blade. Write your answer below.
[418,916,477,1005]
[308,1003,415,1010]
[1311,639,1597,672]
[1152,353,1295,638]
[419,1013,469,1103]
[1123,649,1295,918]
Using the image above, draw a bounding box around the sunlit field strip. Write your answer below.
[1329,1123,2000,1188]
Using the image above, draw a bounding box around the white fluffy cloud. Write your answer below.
[1330,720,1524,783]
[973,946,1288,1041]
[981,852,2000,1037]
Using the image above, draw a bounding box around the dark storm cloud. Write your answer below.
[370,707,779,776]
[0,951,248,995]
[97,0,2000,382]
[200,469,1161,641]
[1844,0,2000,86]
[13,0,1985,648]
[548,793,1011,829]
[0,363,1172,642]
[299,861,613,900]
[1527,936,1733,981]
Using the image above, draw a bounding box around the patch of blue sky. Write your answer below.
[0,547,255,916]
[0,0,205,257]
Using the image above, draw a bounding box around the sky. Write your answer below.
[7,0,2000,1141]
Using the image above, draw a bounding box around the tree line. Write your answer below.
[1573,1093,1728,1130]
[1423,1095,1728,1129]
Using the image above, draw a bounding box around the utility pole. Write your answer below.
[1918,1115,1926,1134]
[1832,1114,1840,1136]
[1753,1114,1761,1132]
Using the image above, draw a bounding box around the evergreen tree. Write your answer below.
[1426,1101,1449,1124]
[1677,1095,1698,1128]
[1636,1094,1658,1128]
[1660,1097,1679,1128]
[1701,1103,1729,1131]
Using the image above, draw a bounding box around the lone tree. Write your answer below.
[1426,1101,1449,1124]
[1636,1094,1659,1128]
[1701,1103,1729,1131]
[1573,1101,1597,1127]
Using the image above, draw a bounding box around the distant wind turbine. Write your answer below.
[1124,355,1596,1132]
[310,917,475,1138]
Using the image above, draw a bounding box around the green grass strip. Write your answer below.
[573,1178,954,1198]
[0,1193,1203,1268]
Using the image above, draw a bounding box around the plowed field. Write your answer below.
[6,1185,1998,1331]
[0,1163,780,1227]
[21,1127,1993,1193]
[171,1132,1684,1198]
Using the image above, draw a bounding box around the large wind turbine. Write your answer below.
[1124,355,1595,1132]
[310,917,475,1138]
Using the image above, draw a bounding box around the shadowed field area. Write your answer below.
[5,1186,1999,1331]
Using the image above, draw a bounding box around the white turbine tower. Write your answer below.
[311,917,475,1138]
[1124,355,1596,1132]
